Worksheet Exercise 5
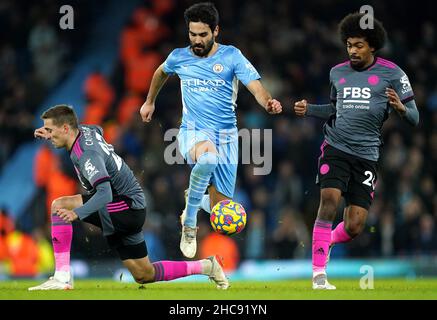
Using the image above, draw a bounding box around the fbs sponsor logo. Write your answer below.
[343,87,371,99]
[342,87,371,110]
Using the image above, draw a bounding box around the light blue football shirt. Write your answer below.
[163,44,261,131]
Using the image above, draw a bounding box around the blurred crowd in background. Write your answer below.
[0,0,436,276]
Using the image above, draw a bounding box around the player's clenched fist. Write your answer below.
[34,127,49,140]
[140,102,155,123]
[57,209,78,223]
[266,99,282,114]
[294,99,308,116]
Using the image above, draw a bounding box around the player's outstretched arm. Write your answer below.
[246,80,282,114]
[386,88,419,126]
[293,99,336,119]
[294,99,308,117]
[140,64,170,123]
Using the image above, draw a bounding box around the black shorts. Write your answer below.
[316,142,378,210]
[81,194,148,260]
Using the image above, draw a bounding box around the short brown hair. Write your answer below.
[41,105,79,129]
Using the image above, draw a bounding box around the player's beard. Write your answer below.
[349,55,374,70]
[191,37,215,57]
[349,56,365,69]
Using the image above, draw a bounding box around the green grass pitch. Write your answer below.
[1,278,437,300]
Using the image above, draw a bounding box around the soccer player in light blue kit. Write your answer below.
[140,2,282,258]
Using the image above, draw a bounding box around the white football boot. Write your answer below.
[312,273,336,290]
[180,189,198,258]
[179,189,189,227]
[207,255,230,290]
[28,273,74,291]
[180,225,197,258]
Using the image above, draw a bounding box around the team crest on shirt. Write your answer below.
[400,75,412,94]
[84,158,99,179]
[213,63,224,73]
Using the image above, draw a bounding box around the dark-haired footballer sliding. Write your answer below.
[29,104,229,290]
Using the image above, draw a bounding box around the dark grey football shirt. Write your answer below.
[308,57,418,161]
[70,125,146,235]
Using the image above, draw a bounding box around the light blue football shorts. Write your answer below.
[177,127,238,198]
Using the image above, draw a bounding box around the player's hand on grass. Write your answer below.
[294,99,308,116]
[57,209,78,223]
[140,102,155,123]
[386,88,406,115]
[266,99,282,114]
[34,127,49,140]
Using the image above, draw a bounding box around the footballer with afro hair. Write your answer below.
[339,12,387,69]
[293,11,419,290]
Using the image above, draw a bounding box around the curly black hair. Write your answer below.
[339,12,387,51]
[184,2,219,32]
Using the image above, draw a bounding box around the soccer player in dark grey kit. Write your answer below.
[29,105,229,290]
[293,13,419,289]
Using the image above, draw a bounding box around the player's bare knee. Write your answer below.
[209,186,228,209]
[210,196,228,211]
[51,197,66,212]
[345,219,365,237]
[131,270,147,284]
[133,275,147,284]
[202,141,217,154]
[318,198,338,220]
[191,141,217,161]
[131,266,155,284]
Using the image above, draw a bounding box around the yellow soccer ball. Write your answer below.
[210,200,247,236]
